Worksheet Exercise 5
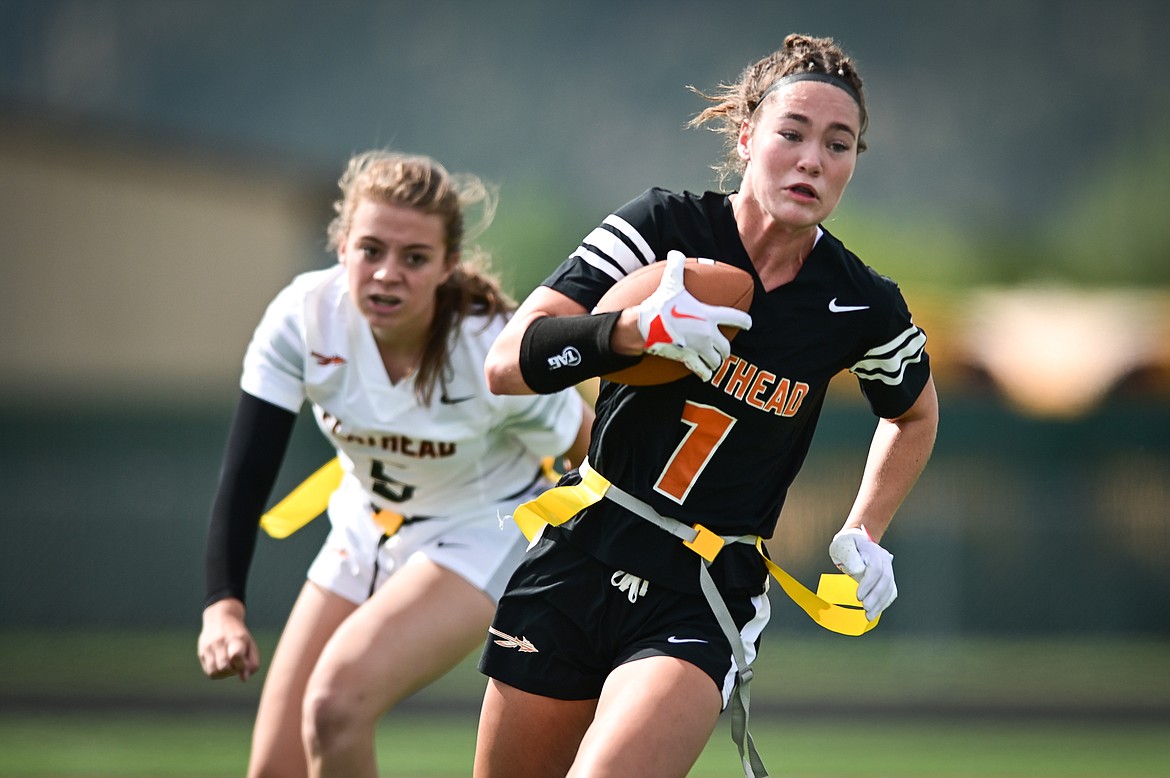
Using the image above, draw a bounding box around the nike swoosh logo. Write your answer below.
[440,393,475,404]
[670,305,705,321]
[828,298,869,313]
[667,636,708,644]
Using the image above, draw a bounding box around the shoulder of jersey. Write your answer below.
[290,265,349,306]
[816,232,899,302]
[272,265,345,307]
[447,312,509,372]
[304,264,346,290]
[456,311,507,344]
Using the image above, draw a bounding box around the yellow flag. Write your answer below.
[259,458,343,539]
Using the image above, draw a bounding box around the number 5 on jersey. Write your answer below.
[371,460,416,503]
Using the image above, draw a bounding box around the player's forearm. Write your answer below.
[611,309,645,355]
[484,310,544,395]
[843,377,938,541]
[487,287,639,396]
[202,595,246,623]
[486,287,586,395]
[204,392,296,606]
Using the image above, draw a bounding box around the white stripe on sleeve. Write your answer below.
[600,214,656,271]
[850,325,927,386]
[574,248,625,281]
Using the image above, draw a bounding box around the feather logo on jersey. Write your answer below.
[487,626,539,653]
[311,351,347,366]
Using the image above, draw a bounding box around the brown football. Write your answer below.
[592,258,754,385]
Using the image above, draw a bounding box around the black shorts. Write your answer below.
[477,534,771,708]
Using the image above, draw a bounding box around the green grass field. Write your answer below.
[2,631,1167,777]
[2,711,1166,777]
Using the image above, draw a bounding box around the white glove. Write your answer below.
[828,527,897,621]
[635,250,753,381]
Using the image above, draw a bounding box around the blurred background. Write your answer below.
[2,0,1168,749]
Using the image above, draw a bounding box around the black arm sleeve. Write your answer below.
[518,311,641,393]
[203,391,297,609]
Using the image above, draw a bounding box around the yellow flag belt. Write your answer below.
[259,456,560,540]
[260,456,877,636]
[512,460,878,637]
[258,458,343,539]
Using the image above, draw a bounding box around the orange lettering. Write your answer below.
[710,355,736,385]
[782,382,809,417]
[725,360,757,401]
[745,370,776,410]
[761,378,791,416]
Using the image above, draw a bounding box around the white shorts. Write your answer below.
[306,488,536,605]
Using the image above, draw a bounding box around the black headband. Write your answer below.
[756,71,864,114]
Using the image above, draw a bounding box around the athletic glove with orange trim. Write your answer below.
[635,251,753,381]
[829,526,897,621]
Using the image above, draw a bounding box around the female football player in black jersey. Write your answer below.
[475,34,938,778]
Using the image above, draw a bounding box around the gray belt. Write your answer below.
[580,459,769,778]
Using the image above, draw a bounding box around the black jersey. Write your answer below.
[543,188,931,593]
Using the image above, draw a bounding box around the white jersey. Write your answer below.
[241,265,582,521]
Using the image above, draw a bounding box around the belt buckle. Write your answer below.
[373,509,405,537]
[683,523,724,562]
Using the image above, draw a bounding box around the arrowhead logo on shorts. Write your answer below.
[488,626,539,653]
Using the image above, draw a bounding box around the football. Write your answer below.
[592,257,754,385]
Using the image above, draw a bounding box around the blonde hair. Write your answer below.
[689,33,868,187]
[328,150,514,404]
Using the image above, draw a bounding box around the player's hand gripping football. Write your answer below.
[829,526,897,621]
[634,250,753,381]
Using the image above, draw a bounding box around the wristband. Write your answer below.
[519,311,641,393]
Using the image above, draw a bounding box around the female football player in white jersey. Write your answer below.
[475,35,938,778]
[196,150,590,778]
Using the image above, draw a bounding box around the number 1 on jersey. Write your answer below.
[654,401,736,504]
